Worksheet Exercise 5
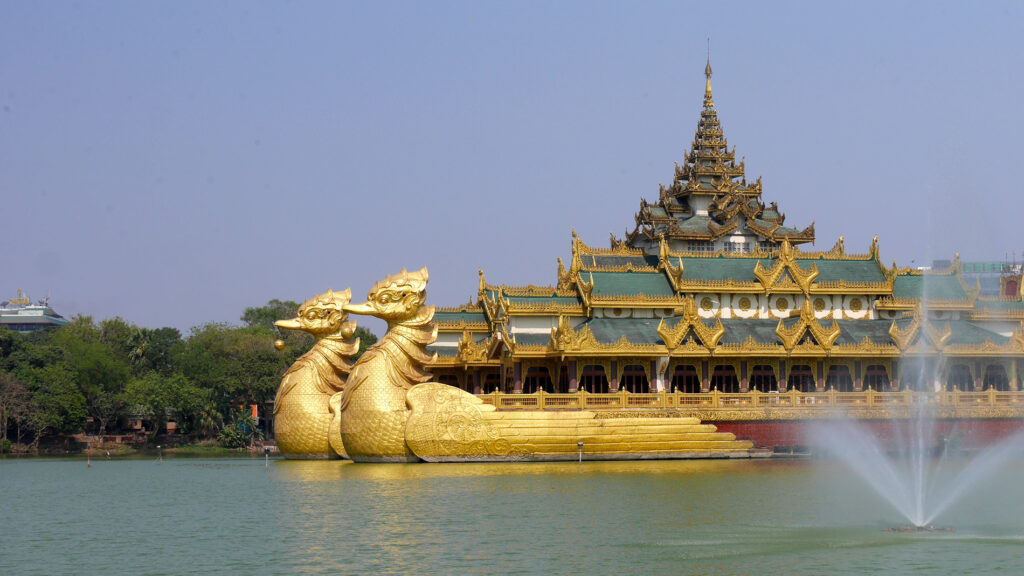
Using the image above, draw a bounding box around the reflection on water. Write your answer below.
[1,457,1022,575]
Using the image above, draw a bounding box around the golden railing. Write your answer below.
[476,388,1024,419]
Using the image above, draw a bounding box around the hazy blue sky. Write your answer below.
[3,2,1023,333]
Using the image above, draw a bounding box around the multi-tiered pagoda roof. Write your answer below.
[625,61,813,252]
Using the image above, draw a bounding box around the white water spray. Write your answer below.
[812,402,1024,527]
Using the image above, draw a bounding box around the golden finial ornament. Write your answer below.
[704,39,714,105]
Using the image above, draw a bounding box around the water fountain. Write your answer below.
[813,408,1024,529]
[811,284,1024,529]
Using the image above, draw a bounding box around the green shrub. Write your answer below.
[218,411,264,448]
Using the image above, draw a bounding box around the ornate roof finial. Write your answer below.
[704,38,713,105]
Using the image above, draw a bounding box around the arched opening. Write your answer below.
[864,365,890,392]
[483,372,501,394]
[711,365,739,393]
[899,360,937,392]
[437,373,461,389]
[984,365,1010,391]
[620,364,650,393]
[826,365,853,392]
[556,365,569,393]
[946,364,973,392]
[579,365,609,394]
[749,365,778,392]
[787,365,815,392]
[671,365,701,393]
[523,366,553,394]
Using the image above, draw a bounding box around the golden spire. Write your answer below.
[704,39,713,106]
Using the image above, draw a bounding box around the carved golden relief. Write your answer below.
[658,296,725,351]
[576,271,594,313]
[548,316,600,352]
[456,330,492,364]
[887,308,953,353]
[434,319,490,332]
[754,240,819,295]
[657,236,686,291]
[775,297,841,351]
[572,228,644,256]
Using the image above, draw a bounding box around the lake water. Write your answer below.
[1,456,1022,575]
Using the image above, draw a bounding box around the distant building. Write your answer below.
[0,289,68,332]
[936,259,1023,298]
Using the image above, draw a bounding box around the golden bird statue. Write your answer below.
[316,267,755,463]
[272,288,360,459]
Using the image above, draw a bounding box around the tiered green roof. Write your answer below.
[625,60,814,247]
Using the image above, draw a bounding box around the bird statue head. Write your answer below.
[275,288,356,338]
[344,267,429,324]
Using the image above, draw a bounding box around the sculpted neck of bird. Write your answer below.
[275,288,360,394]
[343,267,438,388]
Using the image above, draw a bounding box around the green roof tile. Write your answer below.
[585,254,657,268]
[945,320,1008,346]
[590,271,675,297]
[975,299,1024,311]
[512,333,550,347]
[677,257,765,282]
[797,259,887,284]
[426,345,458,358]
[434,310,488,325]
[506,295,581,306]
[583,318,663,345]
[892,275,969,300]
[717,319,781,345]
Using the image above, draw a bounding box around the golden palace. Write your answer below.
[273,61,1024,461]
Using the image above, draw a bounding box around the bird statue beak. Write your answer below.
[342,301,376,316]
[274,318,302,330]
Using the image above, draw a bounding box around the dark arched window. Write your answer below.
[864,365,890,392]
[579,365,609,394]
[826,365,853,392]
[672,365,701,393]
[788,365,814,392]
[711,365,739,393]
[750,365,778,392]
[620,365,650,393]
[523,367,553,394]
[946,365,973,392]
[984,365,1010,391]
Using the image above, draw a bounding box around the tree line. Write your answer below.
[0,300,375,452]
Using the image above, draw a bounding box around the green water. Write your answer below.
[1,457,1021,575]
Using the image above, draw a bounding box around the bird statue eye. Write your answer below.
[306,310,319,320]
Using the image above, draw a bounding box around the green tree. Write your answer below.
[241,299,302,330]
[124,372,214,436]
[26,364,88,450]
[176,323,291,418]
[51,317,131,436]
[0,372,30,450]
[353,327,377,359]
